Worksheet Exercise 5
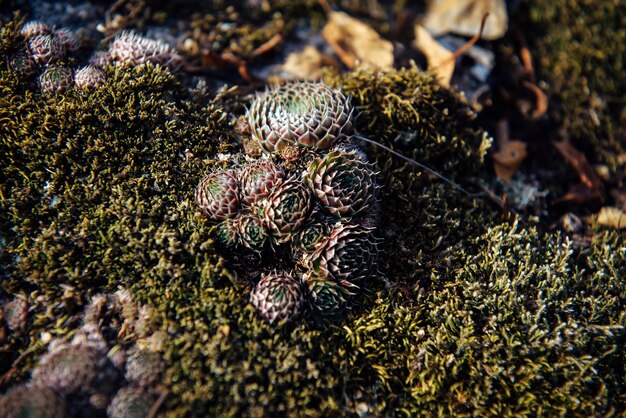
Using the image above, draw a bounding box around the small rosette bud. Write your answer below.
[108,30,182,70]
[74,65,106,90]
[9,50,38,77]
[0,385,66,418]
[32,345,104,395]
[239,160,284,206]
[107,387,156,418]
[53,28,80,53]
[263,178,312,244]
[28,33,65,65]
[39,65,73,94]
[195,170,240,221]
[248,81,354,153]
[250,271,304,324]
[305,148,378,218]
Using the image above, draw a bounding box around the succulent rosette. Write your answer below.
[236,212,268,252]
[248,81,354,153]
[250,271,304,324]
[305,148,378,218]
[195,170,240,221]
[108,31,182,70]
[39,65,73,94]
[28,33,65,64]
[305,275,354,314]
[305,223,379,285]
[215,218,239,248]
[239,160,284,206]
[263,178,312,243]
[9,51,38,77]
[74,65,106,90]
[293,217,330,254]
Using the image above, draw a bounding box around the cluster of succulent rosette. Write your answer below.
[0,291,165,418]
[196,82,381,324]
[9,21,182,94]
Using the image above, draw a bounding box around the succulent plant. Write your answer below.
[20,20,51,39]
[38,65,73,94]
[108,30,182,70]
[74,65,106,90]
[53,28,80,53]
[126,349,164,387]
[9,50,38,77]
[305,223,379,285]
[28,33,65,65]
[107,387,156,418]
[239,160,285,206]
[89,50,111,68]
[305,148,378,218]
[195,169,240,221]
[0,385,66,418]
[250,271,304,324]
[304,275,354,314]
[292,217,329,253]
[31,345,103,395]
[248,81,354,154]
[3,297,28,332]
[263,178,312,244]
[215,218,239,247]
[236,212,268,252]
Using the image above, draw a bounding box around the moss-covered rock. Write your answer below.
[0,13,624,418]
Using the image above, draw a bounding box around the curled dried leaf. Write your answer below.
[322,11,394,70]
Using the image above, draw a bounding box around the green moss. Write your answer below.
[524,0,626,171]
[0,17,624,418]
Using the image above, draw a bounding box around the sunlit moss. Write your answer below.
[0,13,624,417]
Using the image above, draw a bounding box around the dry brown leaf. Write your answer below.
[492,140,527,181]
[595,207,626,229]
[553,141,604,195]
[278,45,339,80]
[322,11,394,70]
[423,0,508,41]
[413,25,455,87]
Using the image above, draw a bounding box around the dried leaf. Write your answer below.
[413,25,455,87]
[492,140,527,181]
[595,207,626,229]
[322,11,394,70]
[423,0,508,41]
[277,45,339,80]
[553,141,604,196]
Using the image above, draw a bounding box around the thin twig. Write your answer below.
[354,134,483,198]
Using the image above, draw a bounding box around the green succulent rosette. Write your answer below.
[195,169,240,221]
[235,211,268,252]
[292,217,330,254]
[263,178,312,244]
[305,148,378,218]
[304,275,355,314]
[239,160,285,206]
[304,223,379,285]
[247,81,354,154]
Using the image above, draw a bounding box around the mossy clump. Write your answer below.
[525,0,626,172]
[0,15,624,418]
